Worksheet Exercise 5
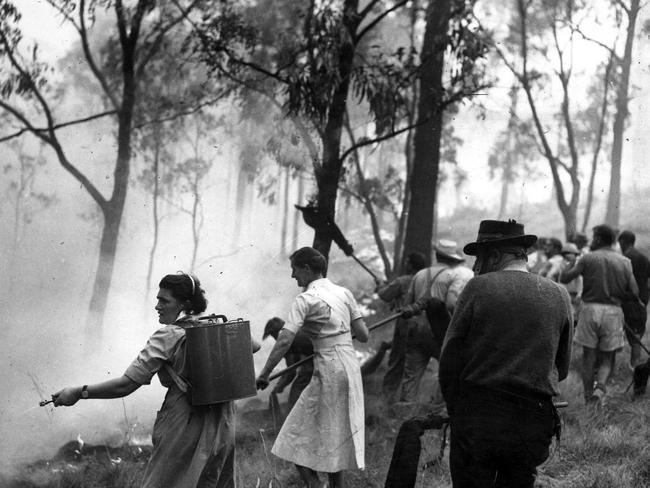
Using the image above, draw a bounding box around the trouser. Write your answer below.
[449,387,556,488]
[383,317,411,399]
[399,319,438,403]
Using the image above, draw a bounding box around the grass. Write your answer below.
[3,342,650,488]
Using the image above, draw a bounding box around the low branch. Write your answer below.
[0,110,117,143]
[338,120,425,164]
[356,1,409,42]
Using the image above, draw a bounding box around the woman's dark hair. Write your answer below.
[159,273,207,314]
[290,247,328,274]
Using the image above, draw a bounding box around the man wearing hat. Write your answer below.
[439,220,573,487]
[398,240,473,408]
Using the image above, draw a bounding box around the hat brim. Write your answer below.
[434,250,465,262]
[463,235,538,256]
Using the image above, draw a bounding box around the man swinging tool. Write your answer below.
[295,205,381,283]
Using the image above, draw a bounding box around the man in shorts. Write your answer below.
[561,224,638,404]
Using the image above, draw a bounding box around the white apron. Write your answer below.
[271,282,365,471]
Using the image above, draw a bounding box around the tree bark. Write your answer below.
[605,0,640,228]
[583,54,614,233]
[312,0,359,257]
[292,173,305,251]
[281,166,290,256]
[401,0,452,261]
[145,131,161,298]
[86,50,135,347]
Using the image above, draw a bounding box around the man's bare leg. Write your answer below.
[582,346,598,400]
[296,465,320,487]
[596,350,616,387]
[327,471,344,488]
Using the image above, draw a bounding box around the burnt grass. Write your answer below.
[3,344,650,488]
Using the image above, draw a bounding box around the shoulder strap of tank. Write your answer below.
[164,363,191,393]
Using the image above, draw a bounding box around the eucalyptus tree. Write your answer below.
[493,0,615,240]
[0,0,222,345]
[192,0,425,258]
[400,0,490,261]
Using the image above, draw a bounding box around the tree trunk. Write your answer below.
[345,118,392,278]
[86,202,124,348]
[312,0,359,258]
[280,166,290,256]
[401,0,452,261]
[605,0,640,228]
[190,177,201,272]
[231,165,249,251]
[582,54,614,233]
[292,174,305,250]
[146,131,161,297]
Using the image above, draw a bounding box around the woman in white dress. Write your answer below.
[256,247,369,488]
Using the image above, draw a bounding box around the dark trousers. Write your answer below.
[383,318,410,399]
[449,388,555,488]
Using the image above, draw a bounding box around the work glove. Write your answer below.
[400,305,419,319]
[256,374,270,391]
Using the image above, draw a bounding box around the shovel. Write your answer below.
[295,205,380,283]
[269,312,402,381]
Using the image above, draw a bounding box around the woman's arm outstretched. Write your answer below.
[52,375,140,406]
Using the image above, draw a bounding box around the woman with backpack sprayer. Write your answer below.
[50,272,260,487]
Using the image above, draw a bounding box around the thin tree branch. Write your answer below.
[356,1,409,42]
[338,120,426,163]
[359,0,385,19]
[0,110,117,143]
[78,0,120,109]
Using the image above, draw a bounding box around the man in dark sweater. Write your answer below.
[439,220,573,488]
[618,230,650,368]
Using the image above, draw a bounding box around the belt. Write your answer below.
[461,384,552,409]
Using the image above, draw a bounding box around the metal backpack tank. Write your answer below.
[183,314,257,405]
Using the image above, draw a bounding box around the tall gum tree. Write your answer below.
[193,0,426,258]
[401,0,489,260]
[492,0,615,240]
[0,1,214,346]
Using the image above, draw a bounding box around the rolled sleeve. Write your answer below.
[124,325,184,385]
[345,289,363,322]
[283,295,310,334]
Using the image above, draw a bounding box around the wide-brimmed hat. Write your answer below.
[435,239,465,262]
[561,242,580,255]
[463,220,537,256]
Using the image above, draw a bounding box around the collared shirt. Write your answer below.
[431,265,475,312]
[283,278,362,339]
[561,247,637,305]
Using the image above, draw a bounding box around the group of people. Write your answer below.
[529,226,648,404]
[47,218,649,487]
